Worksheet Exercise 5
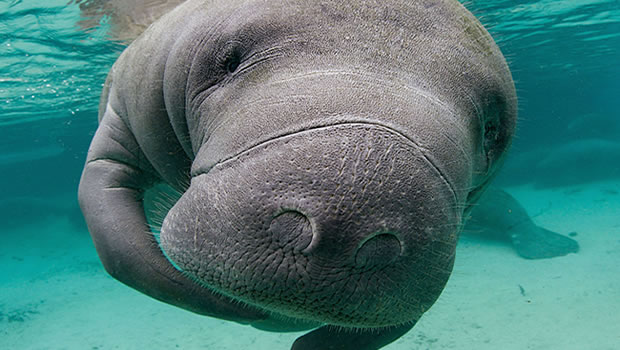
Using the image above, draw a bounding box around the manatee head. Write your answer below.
[152,0,517,328]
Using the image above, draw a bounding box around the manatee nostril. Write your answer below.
[269,210,313,252]
[355,233,402,268]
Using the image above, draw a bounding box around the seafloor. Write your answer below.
[1,182,619,349]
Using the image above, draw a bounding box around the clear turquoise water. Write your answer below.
[1,0,619,349]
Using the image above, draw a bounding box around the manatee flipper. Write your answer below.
[78,107,267,323]
[465,187,579,259]
[292,322,415,350]
[510,226,579,260]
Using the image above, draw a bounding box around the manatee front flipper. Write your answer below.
[78,109,267,323]
[465,187,579,259]
[292,322,415,350]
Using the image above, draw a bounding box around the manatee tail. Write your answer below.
[511,226,579,259]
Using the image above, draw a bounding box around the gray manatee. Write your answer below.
[463,187,579,259]
[73,0,186,41]
[77,0,518,348]
[499,138,620,188]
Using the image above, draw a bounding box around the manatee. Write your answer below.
[497,138,620,188]
[463,187,579,259]
[565,113,620,142]
[73,0,186,42]
[77,0,518,348]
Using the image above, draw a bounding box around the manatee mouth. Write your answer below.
[160,123,460,327]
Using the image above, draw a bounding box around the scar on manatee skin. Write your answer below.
[518,284,525,296]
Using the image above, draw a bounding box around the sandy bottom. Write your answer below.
[2,182,619,349]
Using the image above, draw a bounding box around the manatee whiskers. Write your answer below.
[143,183,183,233]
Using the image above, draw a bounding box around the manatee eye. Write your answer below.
[483,119,500,162]
[481,93,508,161]
[484,120,498,146]
[225,54,241,73]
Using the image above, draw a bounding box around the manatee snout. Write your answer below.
[160,123,460,327]
[268,208,403,268]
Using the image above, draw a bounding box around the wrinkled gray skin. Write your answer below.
[78,0,517,348]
